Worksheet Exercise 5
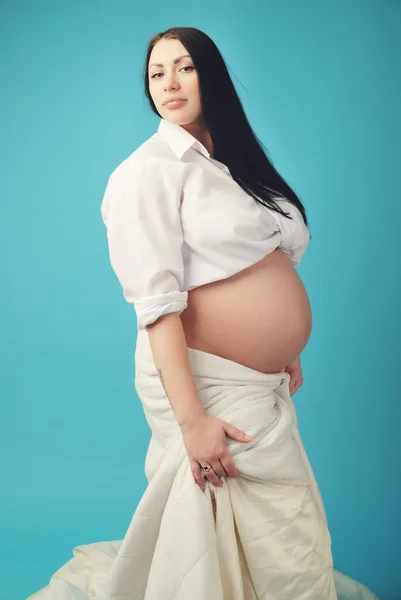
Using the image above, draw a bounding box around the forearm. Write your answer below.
[146,312,206,426]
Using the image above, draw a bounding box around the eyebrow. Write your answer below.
[149,54,192,69]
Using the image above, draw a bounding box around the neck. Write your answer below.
[181,120,214,158]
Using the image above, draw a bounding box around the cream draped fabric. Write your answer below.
[27,331,380,600]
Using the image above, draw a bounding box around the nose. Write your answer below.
[164,73,179,91]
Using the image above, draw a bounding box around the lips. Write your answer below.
[164,98,186,106]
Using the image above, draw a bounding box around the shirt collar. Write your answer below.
[157,117,211,160]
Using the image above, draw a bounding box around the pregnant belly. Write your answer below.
[180,249,313,374]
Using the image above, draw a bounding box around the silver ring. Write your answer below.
[202,465,212,473]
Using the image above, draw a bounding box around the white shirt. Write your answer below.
[100,118,311,331]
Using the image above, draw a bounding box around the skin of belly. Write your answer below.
[180,249,313,374]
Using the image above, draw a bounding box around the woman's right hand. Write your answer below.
[180,413,253,491]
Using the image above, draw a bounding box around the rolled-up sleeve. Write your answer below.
[269,198,311,266]
[100,159,188,330]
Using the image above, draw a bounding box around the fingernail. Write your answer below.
[244,434,252,440]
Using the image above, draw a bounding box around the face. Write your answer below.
[148,38,202,126]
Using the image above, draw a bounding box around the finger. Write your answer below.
[292,378,302,391]
[223,422,252,442]
[219,455,239,478]
[208,459,226,480]
[217,457,236,478]
[190,460,205,491]
[203,464,223,487]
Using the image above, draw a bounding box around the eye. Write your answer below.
[151,66,194,79]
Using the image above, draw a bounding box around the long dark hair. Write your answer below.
[143,26,311,237]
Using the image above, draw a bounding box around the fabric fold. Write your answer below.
[26,330,380,600]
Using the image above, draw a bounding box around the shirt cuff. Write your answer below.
[135,290,188,331]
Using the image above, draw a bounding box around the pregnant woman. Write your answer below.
[104,27,334,600]
[27,25,380,600]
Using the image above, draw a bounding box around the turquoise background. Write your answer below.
[1,1,399,599]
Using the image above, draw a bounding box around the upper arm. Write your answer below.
[100,160,188,330]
